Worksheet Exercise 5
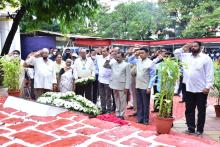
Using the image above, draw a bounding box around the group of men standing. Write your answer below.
[20,41,216,135]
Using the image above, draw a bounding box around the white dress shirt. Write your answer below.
[174,48,214,93]
[96,55,116,84]
[26,57,57,90]
[73,57,95,79]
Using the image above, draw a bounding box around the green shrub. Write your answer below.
[213,61,220,105]
[0,56,21,91]
[157,58,181,118]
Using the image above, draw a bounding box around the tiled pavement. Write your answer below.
[0,97,220,147]
[173,105,220,142]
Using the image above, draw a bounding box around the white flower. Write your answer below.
[37,97,53,104]
[53,99,65,107]
[42,92,55,97]
[64,101,74,109]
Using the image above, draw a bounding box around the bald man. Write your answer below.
[73,48,95,101]
[24,48,57,99]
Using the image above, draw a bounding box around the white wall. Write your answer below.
[0,18,21,54]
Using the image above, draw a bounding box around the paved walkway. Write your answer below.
[173,103,220,142]
[0,97,220,147]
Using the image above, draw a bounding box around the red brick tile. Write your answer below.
[43,135,89,147]
[0,129,10,134]
[28,115,56,122]
[0,112,8,120]
[52,130,70,136]
[36,119,73,131]
[83,118,118,129]
[13,111,27,116]
[2,118,23,124]
[97,126,138,141]
[1,107,17,114]
[76,127,103,135]
[121,137,151,146]
[8,121,36,131]
[65,123,84,130]
[12,129,56,145]
[73,115,88,121]
[7,143,27,147]
[57,111,77,118]
[0,97,7,103]
[0,136,10,145]
[88,141,116,147]
[138,131,156,138]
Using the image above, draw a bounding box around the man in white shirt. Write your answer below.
[96,47,116,114]
[135,47,155,125]
[74,48,95,101]
[24,48,57,99]
[109,51,131,119]
[174,41,214,136]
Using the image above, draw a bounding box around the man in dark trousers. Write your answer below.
[174,41,214,136]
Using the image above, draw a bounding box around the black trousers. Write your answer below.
[112,89,116,110]
[30,79,35,100]
[177,76,183,95]
[153,85,159,111]
[136,88,150,123]
[75,82,93,101]
[92,75,99,104]
[185,91,208,133]
[182,83,187,102]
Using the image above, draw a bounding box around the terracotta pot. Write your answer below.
[8,90,20,97]
[155,116,174,134]
[214,105,220,117]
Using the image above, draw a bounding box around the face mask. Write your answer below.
[43,57,48,60]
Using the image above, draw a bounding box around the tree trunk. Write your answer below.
[1,6,26,56]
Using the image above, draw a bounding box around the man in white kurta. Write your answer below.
[73,48,95,100]
[24,48,57,99]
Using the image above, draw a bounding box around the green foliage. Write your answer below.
[0,0,19,9]
[20,1,169,39]
[162,0,220,38]
[93,2,169,40]
[2,0,98,33]
[0,56,21,91]
[157,58,181,118]
[213,61,220,105]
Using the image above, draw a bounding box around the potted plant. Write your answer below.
[0,56,21,97]
[155,58,181,134]
[213,61,220,117]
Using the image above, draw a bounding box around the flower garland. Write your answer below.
[37,91,100,116]
[75,77,95,85]
[96,114,129,126]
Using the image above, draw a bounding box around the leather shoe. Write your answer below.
[143,121,149,125]
[195,131,203,136]
[184,129,195,135]
[128,112,137,116]
[137,120,143,124]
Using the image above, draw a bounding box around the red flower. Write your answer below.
[96,114,129,126]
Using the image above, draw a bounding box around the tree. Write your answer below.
[160,0,220,38]
[0,0,98,55]
[91,1,169,40]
